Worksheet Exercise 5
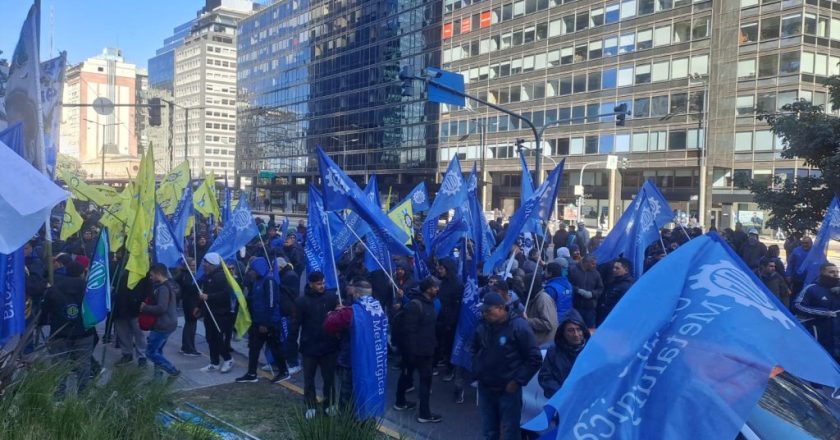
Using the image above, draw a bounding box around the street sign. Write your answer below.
[425,67,466,107]
[92,97,114,116]
[606,154,618,170]
[574,185,584,196]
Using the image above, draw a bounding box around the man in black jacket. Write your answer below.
[276,257,302,374]
[794,263,840,360]
[597,258,635,325]
[175,258,202,356]
[199,252,235,373]
[41,262,96,398]
[568,256,603,329]
[435,258,462,379]
[471,291,542,440]
[538,309,590,398]
[295,271,339,419]
[394,276,442,423]
[112,261,150,367]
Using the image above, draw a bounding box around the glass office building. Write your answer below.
[438,0,835,230]
[149,20,197,93]
[237,0,443,211]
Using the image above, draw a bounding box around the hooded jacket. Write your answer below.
[403,293,438,357]
[538,309,591,398]
[41,274,95,339]
[437,258,463,327]
[470,311,542,391]
[543,276,574,324]
[295,284,339,356]
[200,265,234,317]
[144,279,179,333]
[247,258,283,326]
[525,288,558,347]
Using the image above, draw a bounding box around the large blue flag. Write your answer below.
[197,193,259,278]
[171,184,193,250]
[363,177,392,273]
[351,295,389,419]
[482,160,565,274]
[518,150,544,237]
[451,258,481,370]
[467,164,495,262]
[316,147,411,256]
[331,179,376,259]
[82,228,111,328]
[798,195,840,284]
[222,180,232,226]
[525,233,840,439]
[593,179,673,278]
[305,184,338,290]
[425,156,469,222]
[154,204,183,268]
[407,182,430,213]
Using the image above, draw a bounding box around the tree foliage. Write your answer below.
[745,85,840,236]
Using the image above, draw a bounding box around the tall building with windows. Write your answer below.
[173,0,255,176]
[149,19,197,93]
[236,0,443,212]
[438,0,829,230]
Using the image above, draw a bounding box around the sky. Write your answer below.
[0,0,206,69]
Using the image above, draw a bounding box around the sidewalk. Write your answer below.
[97,317,485,440]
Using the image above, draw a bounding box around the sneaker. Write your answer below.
[325,406,338,417]
[405,386,415,393]
[442,372,455,382]
[235,373,259,383]
[287,365,302,375]
[270,372,291,383]
[417,413,442,423]
[305,409,317,420]
[392,401,417,411]
[137,357,148,368]
[432,369,439,376]
[221,359,234,373]
[455,390,465,404]
[179,350,203,357]
[260,364,274,372]
[200,363,220,372]
[115,355,133,366]
[435,360,447,367]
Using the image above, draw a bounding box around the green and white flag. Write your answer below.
[82,228,111,328]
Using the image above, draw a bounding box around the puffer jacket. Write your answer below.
[295,285,339,356]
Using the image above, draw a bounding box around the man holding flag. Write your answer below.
[198,252,236,374]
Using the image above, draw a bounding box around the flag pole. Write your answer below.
[324,212,343,306]
[180,254,222,333]
[525,221,552,311]
[339,218,399,291]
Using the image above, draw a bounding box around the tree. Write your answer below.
[740,83,840,237]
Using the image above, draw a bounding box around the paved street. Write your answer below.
[95,316,485,440]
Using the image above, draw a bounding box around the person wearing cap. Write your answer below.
[284,233,306,277]
[296,271,340,419]
[394,276,441,423]
[471,291,541,440]
[235,257,290,384]
[739,228,767,271]
[276,256,302,374]
[199,252,236,373]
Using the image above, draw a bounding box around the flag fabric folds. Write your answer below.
[450,258,481,370]
[425,157,468,221]
[197,193,260,278]
[482,160,565,274]
[171,184,194,250]
[467,163,495,262]
[593,179,674,278]
[154,204,183,268]
[193,172,220,220]
[82,228,111,328]
[0,248,25,345]
[305,184,338,290]
[387,197,414,245]
[0,133,68,254]
[407,182,430,213]
[98,183,134,251]
[518,149,543,237]
[524,233,840,439]
[351,295,389,419]
[157,161,190,214]
[40,52,66,178]
[797,195,840,284]
[125,148,156,289]
[60,198,83,241]
[220,261,252,338]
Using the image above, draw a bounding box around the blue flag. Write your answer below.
[222,187,232,226]
[426,156,469,222]
[525,233,840,439]
[518,150,544,237]
[482,160,565,274]
[798,195,840,284]
[451,258,480,371]
[331,179,376,259]
[82,228,111,328]
[407,182,430,212]
[467,164,495,262]
[305,184,338,290]
[316,147,411,256]
[363,177,392,273]
[197,193,259,278]
[279,216,289,235]
[0,123,29,344]
[154,204,183,268]
[351,295,389,419]
[171,184,193,250]
[593,179,673,278]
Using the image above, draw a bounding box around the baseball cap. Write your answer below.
[482,292,506,309]
[203,252,222,265]
[748,228,759,235]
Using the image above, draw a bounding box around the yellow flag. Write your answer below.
[59,168,112,206]
[157,161,190,215]
[125,149,156,288]
[60,198,84,241]
[193,172,220,219]
[388,197,414,245]
[221,262,252,338]
[99,184,135,251]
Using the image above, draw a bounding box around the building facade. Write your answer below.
[149,20,197,93]
[438,0,831,231]
[173,2,254,177]
[60,48,141,180]
[236,0,443,212]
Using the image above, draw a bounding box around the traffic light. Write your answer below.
[149,97,162,126]
[614,103,628,126]
[399,66,414,97]
[620,157,629,169]
[515,138,525,152]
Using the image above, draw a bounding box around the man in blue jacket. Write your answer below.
[235,257,290,384]
[794,262,840,360]
[471,291,542,440]
[542,262,574,324]
[786,236,813,298]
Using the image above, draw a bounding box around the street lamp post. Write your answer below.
[84,118,121,183]
[691,74,709,227]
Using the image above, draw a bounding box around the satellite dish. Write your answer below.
[92,97,114,116]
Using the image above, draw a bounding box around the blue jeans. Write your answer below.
[146,330,177,375]
[478,385,523,440]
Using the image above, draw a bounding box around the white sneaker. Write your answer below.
[221,359,234,373]
[200,364,219,372]
[261,364,274,372]
[325,406,338,417]
[288,365,302,375]
[305,409,316,420]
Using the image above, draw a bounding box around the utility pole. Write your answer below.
[168,101,174,172]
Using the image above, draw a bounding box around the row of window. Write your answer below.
[204,122,237,131]
[204,161,233,168]
[443,13,710,64]
[736,51,806,79]
[736,89,830,115]
[204,134,237,145]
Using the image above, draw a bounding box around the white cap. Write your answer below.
[275,257,289,268]
[203,252,222,265]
